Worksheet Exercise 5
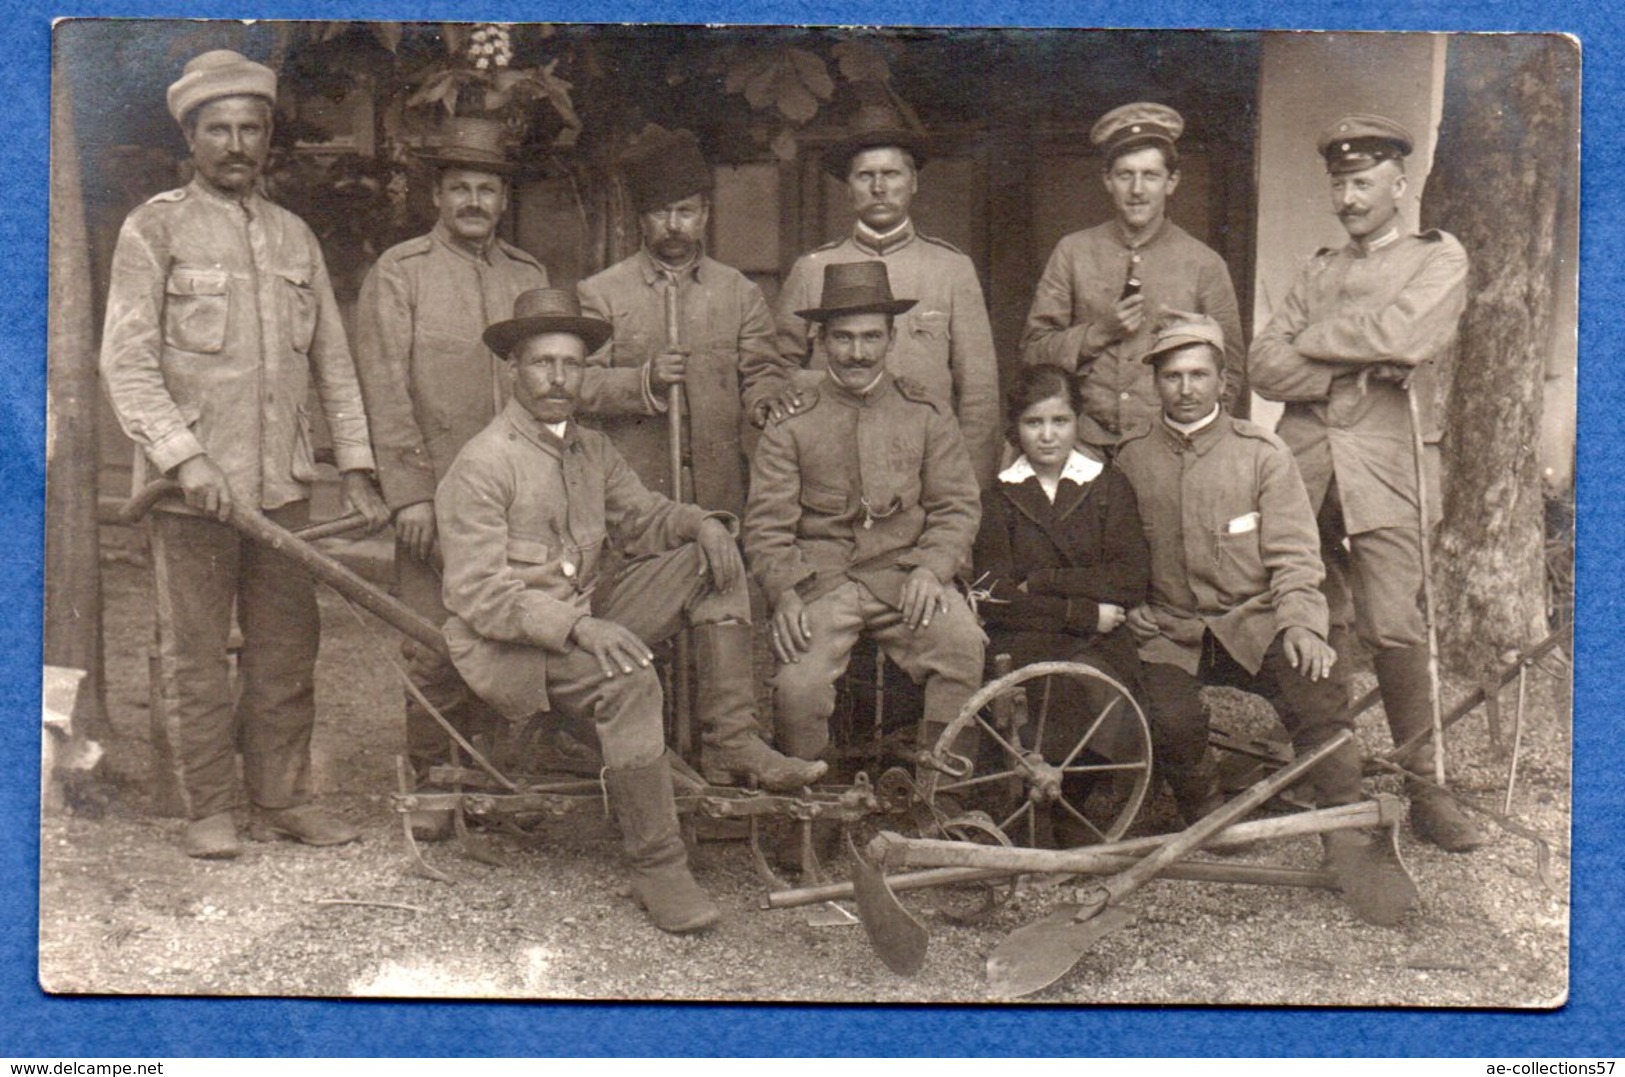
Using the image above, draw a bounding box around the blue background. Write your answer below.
[3,0,1618,1058]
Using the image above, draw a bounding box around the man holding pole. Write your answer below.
[575,125,822,791]
[1249,114,1482,851]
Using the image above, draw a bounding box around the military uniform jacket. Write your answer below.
[576,249,786,516]
[352,221,549,510]
[1019,218,1245,445]
[744,372,981,610]
[1248,228,1469,534]
[774,222,1001,487]
[435,399,720,716]
[1114,414,1329,676]
[100,178,375,509]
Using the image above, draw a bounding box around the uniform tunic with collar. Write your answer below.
[353,220,549,510]
[101,177,376,505]
[774,222,1001,488]
[1248,228,1468,536]
[1020,218,1244,447]
[436,399,724,719]
[99,177,376,819]
[1114,414,1329,677]
[744,372,982,610]
[576,249,785,516]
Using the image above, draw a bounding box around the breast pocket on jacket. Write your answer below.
[910,309,950,342]
[799,479,849,516]
[276,268,318,354]
[163,267,230,354]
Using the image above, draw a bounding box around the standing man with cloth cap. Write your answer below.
[1249,114,1482,852]
[352,117,550,839]
[1115,316,1380,886]
[773,93,1001,488]
[745,261,985,763]
[574,125,822,791]
[1021,102,1244,454]
[100,50,391,858]
[435,288,823,933]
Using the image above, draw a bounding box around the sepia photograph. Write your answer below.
[38,19,1576,1008]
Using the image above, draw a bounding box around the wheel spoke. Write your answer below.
[938,768,1023,794]
[996,799,1033,835]
[1061,761,1149,774]
[972,709,1030,762]
[1056,796,1110,843]
[1031,675,1055,755]
[1059,695,1123,768]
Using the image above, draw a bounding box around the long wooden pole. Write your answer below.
[1407,383,1448,785]
[663,274,693,757]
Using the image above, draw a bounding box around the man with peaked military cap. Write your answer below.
[1022,102,1244,453]
[773,92,1001,488]
[351,117,551,837]
[435,288,824,933]
[1115,318,1406,916]
[576,124,791,520]
[1249,113,1482,851]
[100,50,391,858]
[745,261,985,762]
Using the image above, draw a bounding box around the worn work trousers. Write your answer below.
[148,503,319,820]
[397,548,503,775]
[457,543,750,770]
[772,579,985,760]
[1140,630,1361,806]
[1317,477,1428,652]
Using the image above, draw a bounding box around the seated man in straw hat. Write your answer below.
[745,261,986,763]
[435,289,825,934]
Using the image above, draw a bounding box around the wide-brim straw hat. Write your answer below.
[483,288,614,357]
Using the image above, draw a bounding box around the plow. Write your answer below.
[120,480,1571,998]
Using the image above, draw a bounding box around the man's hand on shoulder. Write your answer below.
[770,589,812,664]
[753,385,809,427]
[695,516,744,594]
[176,454,233,521]
[900,566,948,632]
[570,616,654,679]
[395,501,437,562]
[341,470,392,535]
[1282,626,1336,682]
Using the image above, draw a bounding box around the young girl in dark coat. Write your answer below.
[972,365,1151,831]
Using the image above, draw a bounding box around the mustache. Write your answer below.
[457,208,494,220]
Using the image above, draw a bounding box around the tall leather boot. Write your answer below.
[1309,734,1415,926]
[604,756,720,934]
[694,623,827,792]
[1373,644,1486,852]
[1160,750,1225,828]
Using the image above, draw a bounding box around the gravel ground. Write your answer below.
[37,549,1571,1005]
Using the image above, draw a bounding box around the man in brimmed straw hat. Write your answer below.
[435,288,825,930]
[100,50,391,859]
[351,116,550,838]
[1114,318,1405,916]
[1021,102,1244,454]
[772,89,1001,488]
[745,261,985,763]
[1249,113,1481,852]
[575,125,792,523]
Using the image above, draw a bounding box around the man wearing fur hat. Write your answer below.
[436,288,824,932]
[351,117,550,836]
[745,261,985,762]
[100,50,390,858]
[1021,103,1244,452]
[773,96,1001,488]
[575,125,789,520]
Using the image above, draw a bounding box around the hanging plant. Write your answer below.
[405,23,582,148]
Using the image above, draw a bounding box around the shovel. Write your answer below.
[986,729,1354,998]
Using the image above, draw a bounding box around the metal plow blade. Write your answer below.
[848,831,928,976]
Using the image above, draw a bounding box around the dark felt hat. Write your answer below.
[794,260,918,322]
[1318,114,1414,174]
[483,288,613,357]
[416,117,518,176]
[621,125,713,212]
[820,93,930,179]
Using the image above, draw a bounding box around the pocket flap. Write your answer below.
[166,267,229,296]
[274,266,313,289]
[799,481,848,514]
[505,538,553,564]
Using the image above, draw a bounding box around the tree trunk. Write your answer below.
[1421,34,1577,675]
[45,45,109,739]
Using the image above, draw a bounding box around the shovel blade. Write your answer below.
[987,903,1137,999]
[848,834,929,976]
